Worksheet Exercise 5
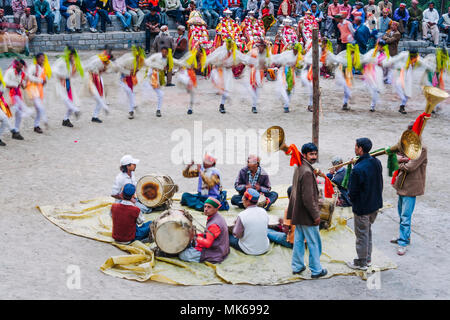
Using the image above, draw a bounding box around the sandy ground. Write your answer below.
[0,51,450,299]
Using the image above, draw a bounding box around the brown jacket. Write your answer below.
[286,159,321,226]
[382,29,401,56]
[20,14,37,40]
[393,146,427,197]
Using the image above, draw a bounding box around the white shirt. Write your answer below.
[423,8,439,24]
[111,171,137,200]
[236,205,270,255]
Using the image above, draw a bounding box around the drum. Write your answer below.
[319,196,336,230]
[136,175,178,208]
[150,209,196,254]
[257,193,267,208]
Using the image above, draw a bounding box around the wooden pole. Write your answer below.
[312,28,320,158]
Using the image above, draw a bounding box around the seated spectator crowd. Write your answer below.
[2,0,449,48]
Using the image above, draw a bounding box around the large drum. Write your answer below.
[319,196,336,230]
[136,175,178,208]
[150,209,196,254]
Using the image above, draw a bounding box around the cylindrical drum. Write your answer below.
[257,193,267,208]
[136,175,178,208]
[319,197,335,230]
[150,209,196,254]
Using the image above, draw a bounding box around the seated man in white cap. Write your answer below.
[229,188,270,255]
[111,183,152,244]
[178,196,230,263]
[231,154,278,210]
[111,154,152,213]
[181,153,229,211]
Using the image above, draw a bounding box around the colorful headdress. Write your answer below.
[62,47,84,77]
[132,45,146,74]
[34,53,52,79]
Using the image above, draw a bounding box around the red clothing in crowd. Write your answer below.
[111,202,140,242]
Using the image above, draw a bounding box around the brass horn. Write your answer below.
[261,126,289,153]
[421,86,449,135]
[329,129,422,171]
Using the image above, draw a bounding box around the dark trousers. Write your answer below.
[353,211,378,266]
[166,9,184,25]
[36,13,54,33]
[231,191,278,210]
[145,29,158,52]
[98,9,111,32]
[229,234,244,252]
[61,10,70,31]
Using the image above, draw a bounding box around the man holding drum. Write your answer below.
[111,154,152,213]
[178,197,230,263]
[231,154,278,210]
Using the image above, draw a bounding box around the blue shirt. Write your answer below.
[393,8,409,22]
[126,0,140,9]
[354,23,370,54]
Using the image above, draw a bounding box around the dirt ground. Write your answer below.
[0,51,449,299]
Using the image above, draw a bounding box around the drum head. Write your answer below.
[155,222,192,254]
[136,175,163,207]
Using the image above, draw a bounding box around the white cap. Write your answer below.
[120,154,140,166]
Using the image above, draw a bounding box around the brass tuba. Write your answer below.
[420,86,449,135]
[261,125,289,153]
[328,129,423,171]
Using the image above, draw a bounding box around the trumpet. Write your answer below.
[328,129,422,171]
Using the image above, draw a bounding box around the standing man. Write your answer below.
[229,188,270,255]
[152,25,175,86]
[144,6,161,54]
[178,197,230,263]
[326,0,340,38]
[422,2,440,47]
[338,0,352,20]
[347,138,383,271]
[173,25,188,59]
[408,0,422,41]
[354,15,370,54]
[378,7,391,36]
[287,143,327,279]
[127,0,146,31]
[35,0,55,35]
[336,13,355,53]
[392,122,427,256]
[231,154,278,210]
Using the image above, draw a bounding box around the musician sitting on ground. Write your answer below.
[231,154,278,210]
[111,183,152,244]
[178,197,230,263]
[229,188,270,255]
[267,186,294,248]
[326,156,352,207]
[111,154,152,214]
[181,153,229,211]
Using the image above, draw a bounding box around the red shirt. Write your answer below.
[111,202,140,242]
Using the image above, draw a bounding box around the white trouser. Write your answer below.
[92,94,109,118]
[33,98,47,127]
[12,96,31,132]
[188,90,194,110]
[251,87,260,108]
[422,22,439,45]
[368,85,379,108]
[394,81,408,105]
[119,80,135,112]
[300,69,313,106]
[154,87,163,110]
[63,96,79,120]
[0,111,12,137]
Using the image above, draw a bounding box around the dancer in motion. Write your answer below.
[52,46,84,127]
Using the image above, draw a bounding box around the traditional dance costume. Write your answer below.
[144,49,173,117]
[4,61,32,139]
[52,48,84,127]
[26,55,51,132]
[114,46,145,119]
[0,70,13,145]
[83,52,112,123]
[206,40,251,113]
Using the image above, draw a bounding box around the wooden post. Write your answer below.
[312,28,320,158]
